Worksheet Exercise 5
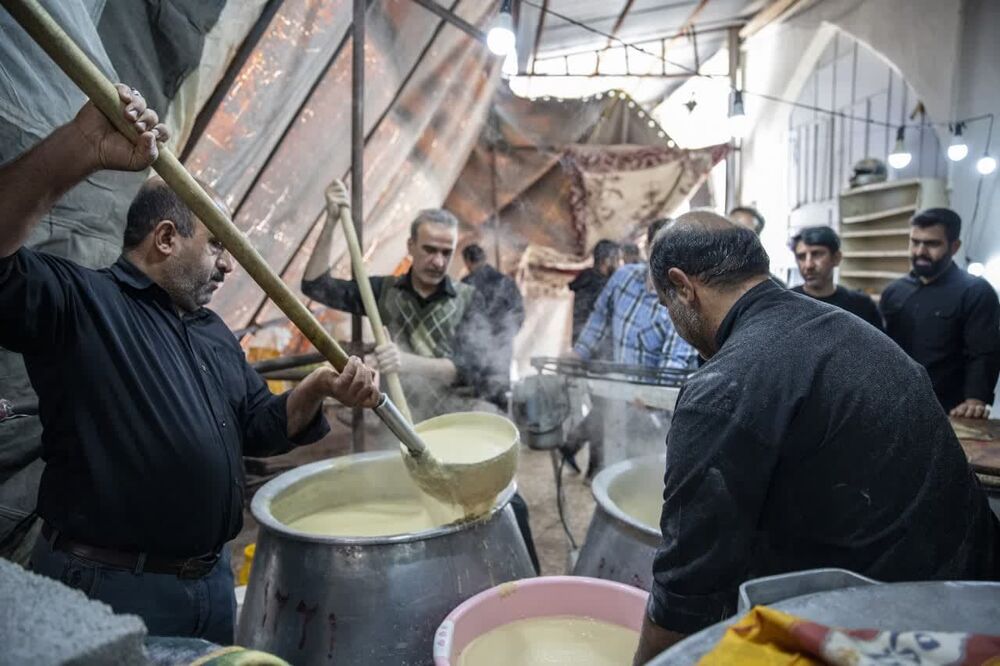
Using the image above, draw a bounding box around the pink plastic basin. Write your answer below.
[433,575,649,665]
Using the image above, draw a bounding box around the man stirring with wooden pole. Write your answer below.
[0,86,381,643]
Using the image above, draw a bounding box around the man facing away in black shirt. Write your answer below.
[880,208,1000,419]
[460,243,525,407]
[790,225,883,330]
[632,211,1000,664]
[568,239,620,344]
[0,87,380,643]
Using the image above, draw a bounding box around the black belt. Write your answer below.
[41,523,220,579]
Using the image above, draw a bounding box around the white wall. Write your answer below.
[737,0,1000,277]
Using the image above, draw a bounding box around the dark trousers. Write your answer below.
[31,535,236,645]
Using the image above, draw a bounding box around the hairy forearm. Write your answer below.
[303,210,338,281]
[0,123,97,257]
[633,614,685,665]
[399,352,457,384]
[285,372,325,437]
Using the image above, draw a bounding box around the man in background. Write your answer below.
[729,205,766,236]
[569,239,620,344]
[622,242,642,265]
[302,186,501,419]
[881,208,1000,419]
[568,219,697,479]
[790,225,882,330]
[461,243,525,408]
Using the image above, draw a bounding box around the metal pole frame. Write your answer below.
[351,0,366,452]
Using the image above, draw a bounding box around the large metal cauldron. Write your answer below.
[237,451,535,665]
[573,454,664,589]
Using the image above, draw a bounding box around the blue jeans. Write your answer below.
[31,535,236,645]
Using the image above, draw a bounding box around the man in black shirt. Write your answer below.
[460,243,525,406]
[881,208,1000,419]
[790,225,883,330]
[0,87,380,643]
[633,211,1000,663]
[568,239,620,344]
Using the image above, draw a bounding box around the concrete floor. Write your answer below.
[231,404,599,578]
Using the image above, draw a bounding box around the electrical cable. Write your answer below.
[554,450,578,551]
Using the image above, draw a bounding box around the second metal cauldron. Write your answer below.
[573,454,664,590]
[237,451,535,665]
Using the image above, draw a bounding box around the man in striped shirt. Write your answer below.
[573,219,698,370]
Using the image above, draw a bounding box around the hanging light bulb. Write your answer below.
[728,89,748,139]
[968,261,985,277]
[977,155,998,175]
[487,0,516,57]
[947,123,969,162]
[888,126,912,169]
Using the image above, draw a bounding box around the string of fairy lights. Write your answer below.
[482,0,997,176]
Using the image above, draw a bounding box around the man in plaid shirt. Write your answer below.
[573,219,698,370]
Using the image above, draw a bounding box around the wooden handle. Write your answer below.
[1,0,351,372]
[336,204,412,422]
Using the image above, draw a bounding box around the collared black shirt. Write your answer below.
[791,285,883,331]
[880,262,1000,411]
[569,268,610,345]
[648,279,1000,634]
[0,249,328,557]
[301,270,494,393]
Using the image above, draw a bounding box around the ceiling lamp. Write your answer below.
[487,0,516,57]
[887,126,912,170]
[947,123,969,162]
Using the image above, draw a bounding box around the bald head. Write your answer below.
[649,210,770,295]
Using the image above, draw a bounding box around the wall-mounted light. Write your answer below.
[487,0,516,57]
[728,89,748,139]
[947,122,969,162]
[977,155,997,175]
[887,126,912,169]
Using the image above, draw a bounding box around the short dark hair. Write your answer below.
[462,243,487,264]
[123,180,196,249]
[592,239,620,266]
[622,243,640,261]
[410,209,459,240]
[911,207,961,243]
[790,225,840,254]
[729,206,766,234]
[650,214,770,294]
[646,218,671,247]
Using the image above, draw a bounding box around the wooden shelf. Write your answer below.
[840,178,922,197]
[840,229,911,239]
[841,250,910,258]
[840,270,904,279]
[842,204,917,225]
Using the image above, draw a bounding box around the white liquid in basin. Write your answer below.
[613,489,662,531]
[458,615,639,666]
[286,498,448,537]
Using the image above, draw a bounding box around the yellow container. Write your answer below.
[237,543,256,586]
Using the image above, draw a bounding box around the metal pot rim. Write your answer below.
[251,450,518,545]
[590,453,665,537]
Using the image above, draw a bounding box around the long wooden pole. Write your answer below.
[0,0,432,453]
[336,203,412,422]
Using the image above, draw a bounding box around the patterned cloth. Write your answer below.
[573,263,697,370]
[699,606,1000,666]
